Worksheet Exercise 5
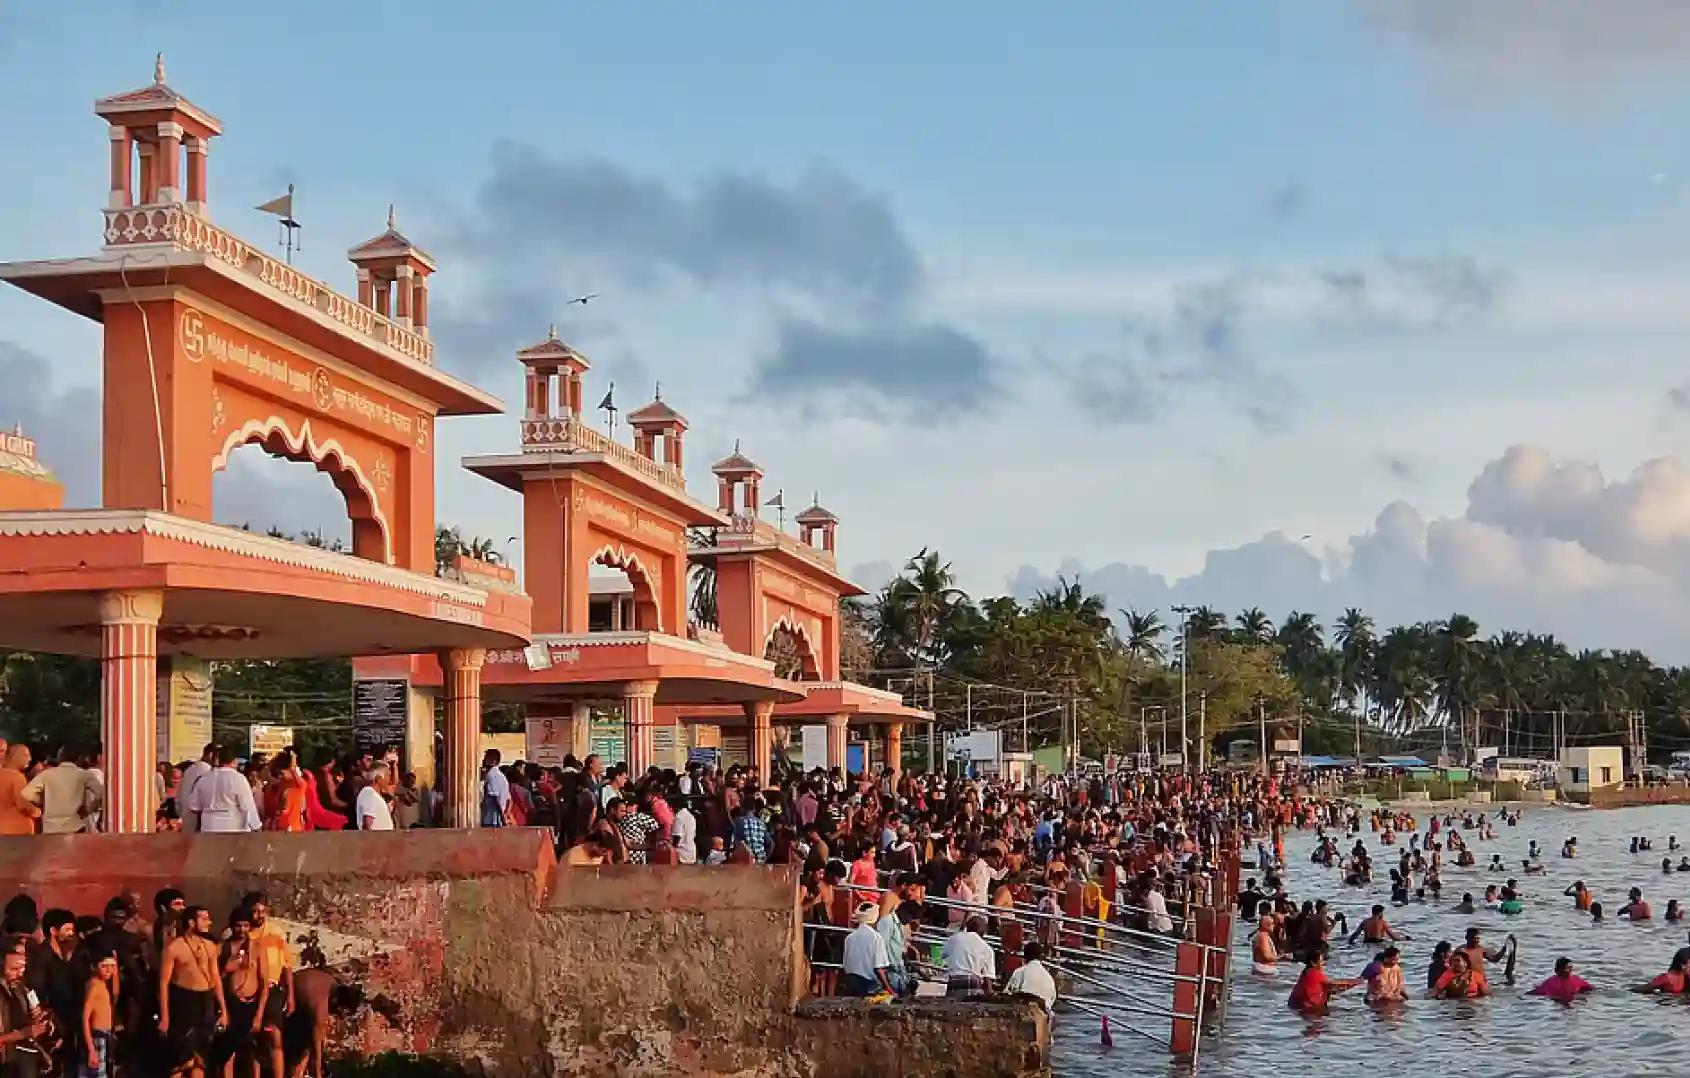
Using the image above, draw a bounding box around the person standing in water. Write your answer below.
[1289,949,1362,1015]
[1528,957,1594,1002]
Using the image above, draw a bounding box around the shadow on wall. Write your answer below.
[0,830,1048,1077]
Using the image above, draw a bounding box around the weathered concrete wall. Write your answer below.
[0,833,1049,1077]
[1585,785,1690,808]
[795,998,1050,1078]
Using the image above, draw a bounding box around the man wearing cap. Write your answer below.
[840,902,894,997]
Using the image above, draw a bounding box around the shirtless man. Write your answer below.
[1619,887,1653,921]
[1349,905,1411,945]
[1456,927,1506,994]
[221,908,265,1078]
[1251,915,1281,974]
[158,906,228,1078]
[80,950,117,1077]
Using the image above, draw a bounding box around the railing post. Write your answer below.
[1169,941,1202,1055]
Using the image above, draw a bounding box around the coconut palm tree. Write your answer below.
[1234,607,1273,645]
[896,548,969,668]
[1186,606,1227,640]
[1334,608,1375,714]
[1119,608,1167,662]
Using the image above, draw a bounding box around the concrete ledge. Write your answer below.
[547,863,799,912]
[795,997,1050,1078]
[0,829,556,912]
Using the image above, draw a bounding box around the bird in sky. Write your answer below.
[565,293,598,305]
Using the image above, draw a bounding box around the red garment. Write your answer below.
[302,770,347,832]
[1528,972,1593,1002]
[1289,966,1330,1012]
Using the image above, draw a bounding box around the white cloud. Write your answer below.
[1009,445,1690,661]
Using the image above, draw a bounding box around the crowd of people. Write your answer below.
[1249,803,1690,1014]
[0,887,329,1077]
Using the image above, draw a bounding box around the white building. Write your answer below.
[1558,747,1625,794]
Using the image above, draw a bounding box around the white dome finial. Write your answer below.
[548,322,557,339]
[387,204,397,230]
[155,52,167,85]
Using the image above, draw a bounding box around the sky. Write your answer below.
[10,3,1690,657]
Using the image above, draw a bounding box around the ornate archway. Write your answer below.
[764,616,822,681]
[592,544,662,632]
[212,417,392,564]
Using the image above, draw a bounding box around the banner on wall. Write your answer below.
[526,717,571,769]
[156,658,213,766]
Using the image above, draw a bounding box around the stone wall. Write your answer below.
[0,832,1049,1077]
[1584,785,1690,808]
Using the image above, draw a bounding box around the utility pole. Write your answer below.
[1198,691,1208,771]
[965,683,973,735]
[925,668,935,773]
[1139,706,1147,758]
[1022,693,1029,756]
[1353,705,1362,768]
[1258,696,1268,777]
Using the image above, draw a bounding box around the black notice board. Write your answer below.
[353,678,408,756]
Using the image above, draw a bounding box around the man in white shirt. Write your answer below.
[942,915,997,996]
[1003,941,1058,1014]
[481,749,511,827]
[671,799,698,864]
[357,764,395,831]
[23,749,101,834]
[189,746,260,832]
[840,902,893,997]
[177,744,216,833]
[1144,881,1175,934]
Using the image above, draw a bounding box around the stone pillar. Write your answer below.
[184,136,208,213]
[413,278,429,334]
[155,122,183,202]
[826,713,850,774]
[622,680,659,775]
[357,268,373,307]
[570,702,593,760]
[885,721,903,776]
[373,279,391,318]
[394,265,413,327]
[109,127,132,209]
[100,589,163,834]
[440,648,486,828]
[137,143,155,204]
[746,700,775,782]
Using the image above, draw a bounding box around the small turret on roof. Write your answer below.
[519,325,591,420]
[628,384,688,471]
[94,53,223,136]
[347,204,438,272]
[346,205,436,333]
[796,492,839,553]
[713,440,764,514]
[712,440,763,478]
[96,54,221,212]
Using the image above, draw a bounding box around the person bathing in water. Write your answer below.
[1350,905,1412,945]
[1362,946,1408,1004]
[1252,915,1281,975]
[1619,888,1653,921]
[1565,881,1592,911]
[1289,948,1362,1015]
[1632,948,1690,994]
[1528,957,1594,1003]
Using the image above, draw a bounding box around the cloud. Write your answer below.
[0,341,99,504]
[1668,381,1690,413]
[212,450,351,545]
[1367,3,1690,93]
[453,143,923,314]
[1062,276,1292,429]
[749,319,995,422]
[1008,444,1690,661]
[1316,254,1508,325]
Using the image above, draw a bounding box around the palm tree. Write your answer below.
[1334,608,1375,714]
[1435,613,1480,754]
[1119,608,1166,662]
[1234,608,1273,644]
[1186,606,1227,639]
[897,548,969,667]
[1033,576,1111,631]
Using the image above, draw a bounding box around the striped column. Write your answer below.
[826,713,849,774]
[440,648,486,828]
[745,700,775,784]
[622,680,659,776]
[99,590,163,834]
[885,722,903,776]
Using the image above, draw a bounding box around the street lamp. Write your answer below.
[1171,605,1193,771]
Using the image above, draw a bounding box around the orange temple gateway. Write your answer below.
[0,58,929,832]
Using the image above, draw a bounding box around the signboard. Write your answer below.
[352,678,409,756]
[1228,739,1259,765]
[448,553,519,594]
[946,730,1001,766]
[688,746,721,769]
[1273,739,1301,754]
[248,724,294,757]
[721,734,749,770]
[156,658,213,766]
[800,725,827,773]
[589,715,625,767]
[526,717,570,769]
[653,724,680,772]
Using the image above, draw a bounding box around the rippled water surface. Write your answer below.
[1053,804,1690,1077]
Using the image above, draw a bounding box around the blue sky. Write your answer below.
[10,4,1690,656]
